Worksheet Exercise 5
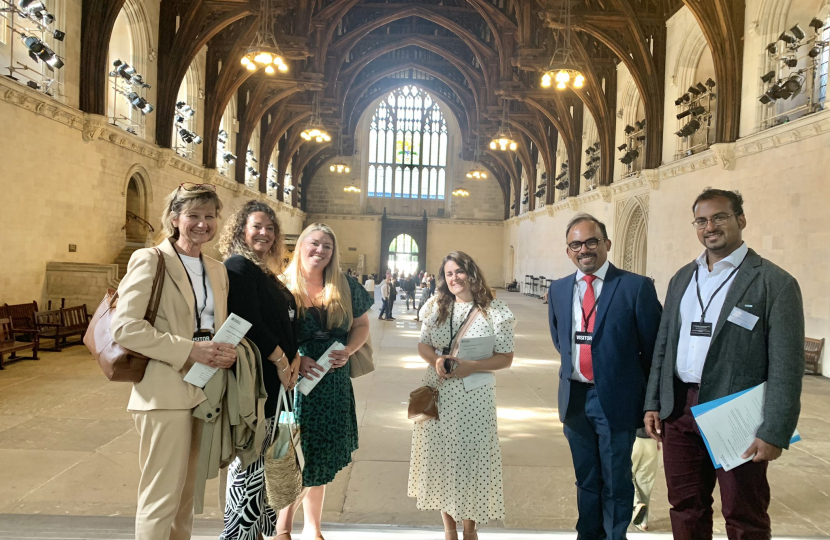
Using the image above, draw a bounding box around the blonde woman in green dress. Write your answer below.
[276,223,373,540]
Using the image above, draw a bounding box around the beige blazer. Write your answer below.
[112,239,229,411]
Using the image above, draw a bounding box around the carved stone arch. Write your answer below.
[615,197,648,275]
[122,164,154,242]
[106,0,153,135]
[620,78,643,129]
[120,0,153,78]
[671,23,713,156]
[754,0,792,40]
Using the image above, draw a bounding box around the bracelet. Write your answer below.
[279,363,290,373]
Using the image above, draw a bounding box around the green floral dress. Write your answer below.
[294,275,374,486]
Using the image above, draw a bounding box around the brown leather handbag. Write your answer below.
[407,308,481,422]
[83,248,166,382]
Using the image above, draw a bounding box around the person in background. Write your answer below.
[403,274,417,310]
[414,280,431,322]
[408,251,516,540]
[112,183,237,540]
[428,274,436,297]
[386,274,398,320]
[364,273,376,295]
[217,200,300,540]
[277,223,373,540]
[631,430,659,531]
[644,188,805,539]
[547,213,662,540]
[379,276,392,320]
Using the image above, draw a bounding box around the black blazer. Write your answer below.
[224,254,299,417]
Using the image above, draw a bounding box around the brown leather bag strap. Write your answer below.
[143,247,166,325]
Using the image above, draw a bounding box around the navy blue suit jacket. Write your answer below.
[548,263,662,432]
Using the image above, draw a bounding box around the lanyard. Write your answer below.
[694,261,743,323]
[170,239,208,330]
[577,279,601,331]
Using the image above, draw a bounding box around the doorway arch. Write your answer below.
[122,166,154,243]
[387,234,420,276]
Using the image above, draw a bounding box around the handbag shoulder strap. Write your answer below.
[449,307,480,358]
[143,247,166,325]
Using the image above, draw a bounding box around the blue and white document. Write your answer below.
[691,382,800,471]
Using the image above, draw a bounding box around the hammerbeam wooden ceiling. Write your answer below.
[80,0,744,216]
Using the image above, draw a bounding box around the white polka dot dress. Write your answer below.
[407,299,516,524]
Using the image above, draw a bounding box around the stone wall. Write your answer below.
[505,111,830,376]
[0,77,305,306]
[44,262,120,312]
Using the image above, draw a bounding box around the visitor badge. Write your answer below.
[690,322,713,337]
[727,307,759,331]
[574,331,593,344]
[288,309,295,321]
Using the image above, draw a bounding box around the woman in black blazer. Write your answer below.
[217,200,299,540]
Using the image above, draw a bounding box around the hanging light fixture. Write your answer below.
[452,186,470,197]
[343,180,361,193]
[301,92,331,143]
[329,128,351,173]
[489,101,518,152]
[540,0,584,91]
[239,0,288,74]
[466,134,488,179]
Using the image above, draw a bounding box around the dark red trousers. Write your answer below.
[662,383,771,540]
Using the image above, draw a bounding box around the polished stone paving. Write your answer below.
[0,291,828,537]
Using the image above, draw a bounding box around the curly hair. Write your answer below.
[435,251,493,326]
[216,200,284,275]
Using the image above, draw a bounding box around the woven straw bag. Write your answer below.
[264,387,304,511]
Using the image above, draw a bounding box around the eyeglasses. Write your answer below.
[567,237,602,252]
[178,182,216,192]
[691,212,741,229]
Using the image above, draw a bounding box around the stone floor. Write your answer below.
[0,291,828,538]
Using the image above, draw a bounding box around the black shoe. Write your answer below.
[632,502,647,526]
[385,317,396,321]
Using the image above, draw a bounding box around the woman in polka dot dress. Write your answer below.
[408,251,516,540]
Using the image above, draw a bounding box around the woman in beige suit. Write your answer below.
[111,183,238,540]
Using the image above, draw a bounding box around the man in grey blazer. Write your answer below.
[644,188,804,539]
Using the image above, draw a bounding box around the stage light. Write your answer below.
[690,106,706,116]
[635,120,646,130]
[705,78,716,88]
[809,18,824,32]
[18,0,55,24]
[127,91,154,114]
[22,35,62,69]
[619,149,639,165]
[681,93,691,103]
[766,43,777,55]
[674,97,684,106]
[52,30,65,41]
[809,46,822,58]
[624,125,635,134]
[617,143,627,151]
[222,151,236,163]
[782,74,803,98]
[695,82,707,94]
[688,85,701,96]
[784,56,798,68]
[790,24,806,41]
[779,32,795,44]
[759,93,773,105]
[760,71,776,83]
[176,101,195,118]
[676,109,692,120]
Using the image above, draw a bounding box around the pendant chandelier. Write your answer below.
[540,0,584,90]
[239,0,288,75]
[489,101,518,152]
[301,92,331,143]
[343,180,361,193]
[329,128,351,173]
[452,186,470,197]
[466,135,488,179]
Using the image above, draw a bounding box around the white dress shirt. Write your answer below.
[380,280,390,300]
[571,259,610,382]
[676,242,749,383]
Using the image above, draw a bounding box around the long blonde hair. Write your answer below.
[281,223,352,330]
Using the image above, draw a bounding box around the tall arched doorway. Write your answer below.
[387,234,419,276]
[124,173,153,243]
[620,205,648,275]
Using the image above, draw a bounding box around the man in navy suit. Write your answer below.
[548,214,662,539]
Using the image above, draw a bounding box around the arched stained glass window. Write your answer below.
[367,85,447,199]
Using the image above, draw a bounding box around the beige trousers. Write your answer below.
[133,409,201,540]
[631,436,659,525]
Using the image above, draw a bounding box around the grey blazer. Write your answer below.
[644,248,805,449]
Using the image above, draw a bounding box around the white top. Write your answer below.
[571,259,610,382]
[179,253,215,333]
[364,278,375,292]
[419,299,516,355]
[676,242,748,383]
[380,280,390,299]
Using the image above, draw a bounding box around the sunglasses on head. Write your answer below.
[178,182,216,192]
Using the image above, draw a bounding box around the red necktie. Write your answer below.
[580,274,597,381]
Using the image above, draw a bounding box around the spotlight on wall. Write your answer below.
[809,45,823,58]
[779,31,796,44]
[695,82,707,94]
[127,91,154,114]
[760,70,776,83]
[766,42,777,55]
[809,18,824,32]
[790,24,806,41]
[218,129,228,146]
[175,101,196,118]
[690,105,707,116]
[688,85,701,96]
[705,78,716,89]
[246,148,258,163]
[222,151,237,163]
[624,125,635,134]
[784,56,798,68]
[178,128,202,145]
[619,148,639,165]
[617,143,627,151]
[674,96,685,106]
[676,109,692,120]
[781,74,804,99]
[22,35,63,69]
[635,119,646,130]
[110,60,149,87]
[18,0,54,24]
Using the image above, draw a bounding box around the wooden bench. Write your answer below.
[0,318,39,369]
[35,305,90,351]
[805,337,825,375]
[0,301,40,342]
